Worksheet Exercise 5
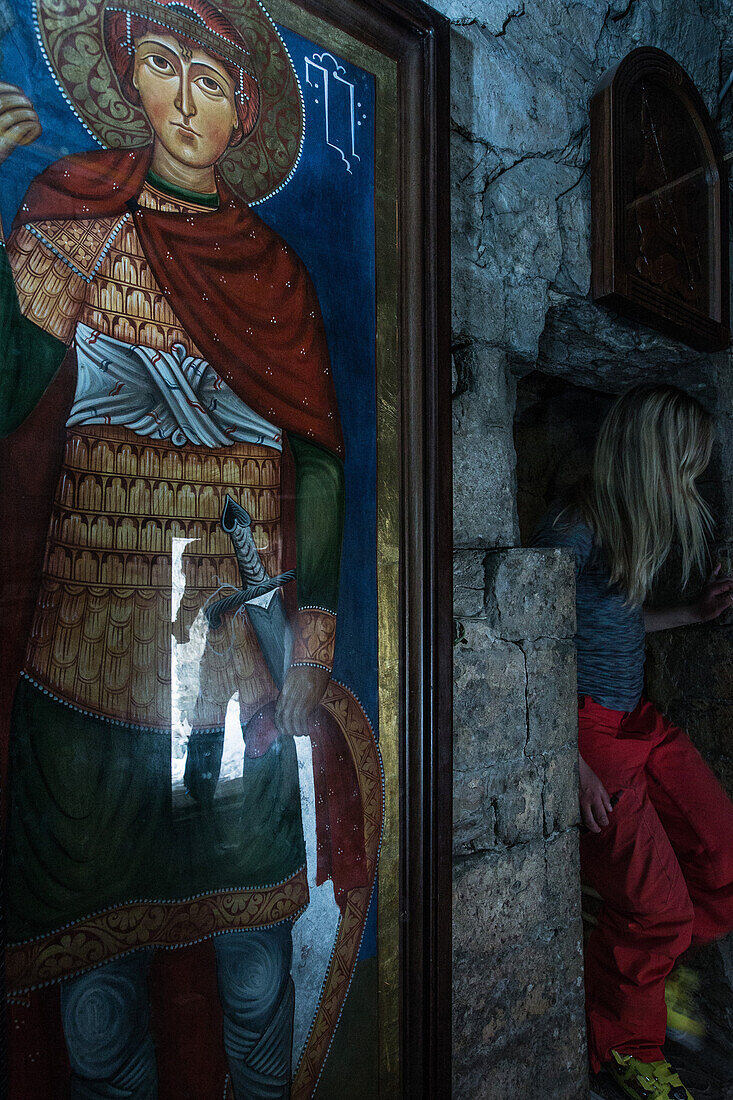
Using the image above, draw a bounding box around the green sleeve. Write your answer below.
[288,432,345,615]
[0,242,68,438]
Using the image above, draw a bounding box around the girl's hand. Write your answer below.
[579,754,613,833]
[0,83,41,168]
[692,564,733,623]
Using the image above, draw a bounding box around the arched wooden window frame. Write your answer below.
[591,46,730,351]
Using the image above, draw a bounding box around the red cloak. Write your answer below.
[14,145,344,459]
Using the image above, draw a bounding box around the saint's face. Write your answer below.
[133,32,239,171]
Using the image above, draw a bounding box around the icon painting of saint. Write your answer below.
[0,0,384,1095]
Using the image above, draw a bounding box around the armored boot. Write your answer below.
[61,950,157,1099]
[215,923,295,1099]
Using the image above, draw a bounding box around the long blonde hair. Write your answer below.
[579,384,714,605]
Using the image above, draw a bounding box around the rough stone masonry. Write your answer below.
[436,0,733,1095]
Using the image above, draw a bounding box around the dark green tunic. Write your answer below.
[8,680,306,942]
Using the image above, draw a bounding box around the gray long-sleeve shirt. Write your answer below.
[531,506,645,712]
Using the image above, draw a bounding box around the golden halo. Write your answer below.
[34,0,304,205]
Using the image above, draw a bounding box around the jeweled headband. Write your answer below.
[105,0,258,81]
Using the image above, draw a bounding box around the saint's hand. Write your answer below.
[578,754,613,834]
[692,563,733,623]
[0,82,41,168]
[274,664,330,738]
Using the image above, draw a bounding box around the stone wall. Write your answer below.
[453,549,586,1096]
[430,0,733,1093]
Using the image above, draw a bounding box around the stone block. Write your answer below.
[526,637,578,753]
[453,1011,588,1100]
[452,344,520,547]
[485,159,574,280]
[453,930,585,1054]
[453,759,549,855]
[544,831,584,931]
[450,129,498,264]
[451,247,507,345]
[482,158,583,364]
[554,176,591,297]
[484,547,575,641]
[542,749,580,836]
[596,0,720,111]
[711,753,733,796]
[453,548,488,618]
[433,0,528,35]
[453,415,517,547]
[452,340,514,417]
[449,21,580,159]
[453,621,527,770]
[537,296,706,394]
[491,759,544,847]
[710,367,733,423]
[453,842,548,955]
[453,767,497,856]
[690,939,733,1057]
[452,832,587,1097]
[453,831,582,956]
[504,274,557,365]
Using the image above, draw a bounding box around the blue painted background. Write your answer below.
[0,12,378,954]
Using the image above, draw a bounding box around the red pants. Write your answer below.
[579,695,733,1072]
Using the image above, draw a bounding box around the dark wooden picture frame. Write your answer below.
[591,46,730,352]
[0,0,452,1094]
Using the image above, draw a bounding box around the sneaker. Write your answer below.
[665,965,705,1051]
[606,1051,694,1099]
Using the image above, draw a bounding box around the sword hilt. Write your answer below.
[222,494,268,586]
[206,495,295,629]
[205,571,296,628]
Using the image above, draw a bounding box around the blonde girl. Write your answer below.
[532,384,733,1100]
